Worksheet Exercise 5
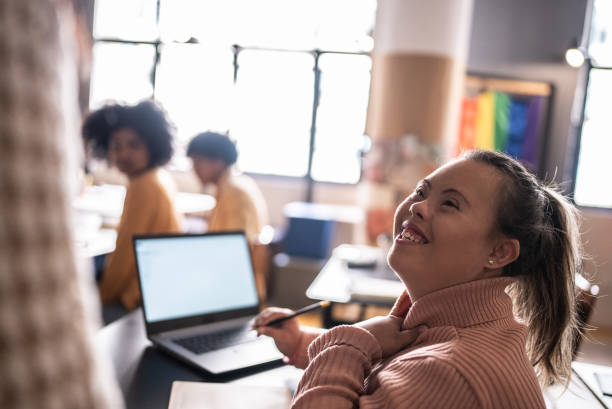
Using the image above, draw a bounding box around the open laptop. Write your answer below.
[133,231,284,375]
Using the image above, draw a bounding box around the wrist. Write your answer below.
[286,332,306,368]
[310,325,382,364]
[287,327,324,369]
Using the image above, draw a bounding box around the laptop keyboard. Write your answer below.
[174,326,257,355]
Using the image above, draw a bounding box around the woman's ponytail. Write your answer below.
[464,150,582,387]
[515,186,581,385]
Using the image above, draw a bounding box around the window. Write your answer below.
[90,0,376,185]
[154,44,234,170]
[90,42,156,104]
[313,53,372,183]
[232,49,314,177]
[573,0,612,208]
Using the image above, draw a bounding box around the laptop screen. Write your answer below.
[134,233,259,323]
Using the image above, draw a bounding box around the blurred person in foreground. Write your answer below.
[0,0,122,407]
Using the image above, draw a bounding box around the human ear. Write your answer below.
[486,238,520,270]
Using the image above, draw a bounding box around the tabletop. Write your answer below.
[95,309,303,409]
[306,244,404,305]
[95,309,612,409]
[73,184,216,258]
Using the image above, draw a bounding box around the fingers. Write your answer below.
[384,315,404,329]
[255,317,295,337]
[398,328,419,346]
[253,307,295,329]
[256,325,285,337]
[389,291,412,317]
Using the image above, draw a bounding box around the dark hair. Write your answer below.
[82,100,175,167]
[463,150,581,387]
[186,131,238,166]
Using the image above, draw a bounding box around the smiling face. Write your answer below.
[387,158,513,300]
[108,128,150,178]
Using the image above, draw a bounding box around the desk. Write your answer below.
[545,362,612,408]
[96,310,612,409]
[73,185,215,258]
[96,310,303,409]
[306,245,404,326]
[75,227,117,259]
[95,309,612,409]
[306,244,403,305]
[74,184,216,225]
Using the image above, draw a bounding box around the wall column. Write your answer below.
[360,0,474,243]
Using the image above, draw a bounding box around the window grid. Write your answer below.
[571,0,612,209]
[90,0,371,197]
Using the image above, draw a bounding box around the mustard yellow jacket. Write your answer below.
[99,168,182,309]
[207,169,268,241]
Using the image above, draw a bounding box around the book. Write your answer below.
[168,381,292,409]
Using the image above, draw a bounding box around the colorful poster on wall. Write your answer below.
[456,76,552,175]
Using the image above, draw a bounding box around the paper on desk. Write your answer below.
[168,381,292,409]
[349,276,405,303]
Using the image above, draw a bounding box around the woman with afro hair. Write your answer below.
[82,100,182,316]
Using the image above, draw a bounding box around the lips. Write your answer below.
[397,221,429,244]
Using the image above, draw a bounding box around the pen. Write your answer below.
[262,301,331,327]
[571,367,610,409]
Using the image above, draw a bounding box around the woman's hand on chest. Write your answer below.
[356,315,421,358]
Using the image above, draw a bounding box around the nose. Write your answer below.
[409,200,428,220]
[115,147,130,161]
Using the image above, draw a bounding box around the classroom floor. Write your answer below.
[297,309,612,367]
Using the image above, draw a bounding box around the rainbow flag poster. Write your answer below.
[456,90,548,173]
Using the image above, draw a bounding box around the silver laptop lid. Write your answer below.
[133,231,260,335]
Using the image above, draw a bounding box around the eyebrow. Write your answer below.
[442,188,471,207]
[421,179,471,207]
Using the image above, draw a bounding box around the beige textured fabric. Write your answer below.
[0,1,123,408]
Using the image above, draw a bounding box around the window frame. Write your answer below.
[570,62,612,210]
[89,0,373,199]
[569,0,612,210]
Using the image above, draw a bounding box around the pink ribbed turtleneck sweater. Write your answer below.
[292,277,545,409]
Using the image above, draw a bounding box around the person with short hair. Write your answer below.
[187,131,268,241]
[255,150,582,408]
[82,100,182,312]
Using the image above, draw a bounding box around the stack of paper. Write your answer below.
[168,381,292,409]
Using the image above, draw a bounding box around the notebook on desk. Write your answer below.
[168,381,292,409]
[133,231,283,375]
